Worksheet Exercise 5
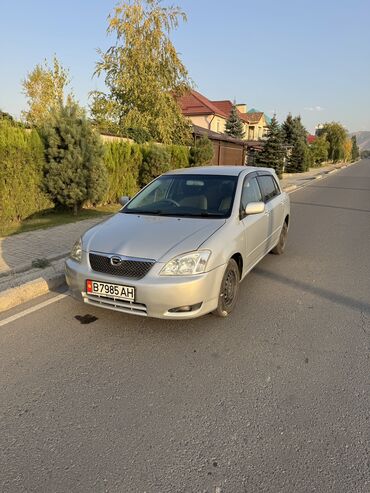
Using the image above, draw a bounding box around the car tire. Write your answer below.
[271,221,288,255]
[213,259,240,317]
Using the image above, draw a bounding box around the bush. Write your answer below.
[139,144,171,187]
[41,102,108,213]
[189,137,214,166]
[103,141,142,203]
[0,120,51,224]
[169,144,190,169]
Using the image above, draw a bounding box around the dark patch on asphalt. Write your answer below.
[305,357,309,364]
[75,314,98,325]
[213,461,218,467]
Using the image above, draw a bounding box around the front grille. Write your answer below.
[89,253,155,279]
[84,293,147,316]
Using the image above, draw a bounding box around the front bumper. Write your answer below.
[65,257,225,319]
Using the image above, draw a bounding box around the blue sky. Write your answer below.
[1,0,369,133]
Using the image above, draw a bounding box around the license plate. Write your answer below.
[86,280,135,301]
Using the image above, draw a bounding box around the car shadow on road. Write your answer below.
[254,267,370,315]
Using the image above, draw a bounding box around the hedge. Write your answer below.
[0,121,51,224]
[0,129,192,224]
[103,141,142,203]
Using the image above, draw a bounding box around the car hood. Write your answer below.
[83,213,225,262]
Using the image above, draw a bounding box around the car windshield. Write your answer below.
[122,174,238,218]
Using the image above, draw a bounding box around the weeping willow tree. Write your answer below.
[91,0,192,144]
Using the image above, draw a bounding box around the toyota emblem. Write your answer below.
[110,256,122,266]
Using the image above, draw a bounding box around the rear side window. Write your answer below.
[241,177,263,209]
[258,175,280,202]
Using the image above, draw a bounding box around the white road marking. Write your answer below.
[0,293,68,327]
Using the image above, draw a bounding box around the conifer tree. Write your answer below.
[285,115,310,172]
[351,135,360,161]
[41,102,107,214]
[255,115,284,176]
[281,113,295,145]
[225,105,245,139]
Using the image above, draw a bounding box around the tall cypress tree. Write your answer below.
[255,115,285,176]
[225,105,245,139]
[351,135,360,161]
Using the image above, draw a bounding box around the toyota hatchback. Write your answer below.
[65,166,290,319]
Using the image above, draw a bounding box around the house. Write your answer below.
[178,90,268,141]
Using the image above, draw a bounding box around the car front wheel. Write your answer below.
[213,259,240,317]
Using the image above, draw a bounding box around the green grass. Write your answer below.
[0,204,121,237]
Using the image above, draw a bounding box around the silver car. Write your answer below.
[65,166,290,319]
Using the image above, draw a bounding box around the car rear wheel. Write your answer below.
[213,259,240,317]
[271,221,288,255]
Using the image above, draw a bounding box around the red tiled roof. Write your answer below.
[211,100,233,118]
[178,90,229,118]
[178,90,266,125]
[211,100,264,124]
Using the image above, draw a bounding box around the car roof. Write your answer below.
[165,166,276,177]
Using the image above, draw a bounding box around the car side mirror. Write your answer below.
[244,201,265,215]
[119,196,131,206]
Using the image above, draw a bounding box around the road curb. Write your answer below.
[283,184,298,193]
[0,251,70,279]
[0,272,66,313]
[284,159,361,195]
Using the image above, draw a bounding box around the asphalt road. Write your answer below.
[1,160,369,493]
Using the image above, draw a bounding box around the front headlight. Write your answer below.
[70,238,82,263]
[160,251,211,276]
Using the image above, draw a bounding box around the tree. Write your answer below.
[255,115,285,176]
[310,135,329,166]
[281,113,295,145]
[22,56,73,127]
[286,139,307,173]
[189,136,214,166]
[318,122,347,162]
[91,0,192,144]
[284,115,310,173]
[225,105,245,139]
[343,138,353,163]
[292,116,308,141]
[41,102,107,214]
[351,135,360,161]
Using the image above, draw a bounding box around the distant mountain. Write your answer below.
[350,131,370,151]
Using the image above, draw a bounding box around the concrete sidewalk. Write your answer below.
[0,218,103,277]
